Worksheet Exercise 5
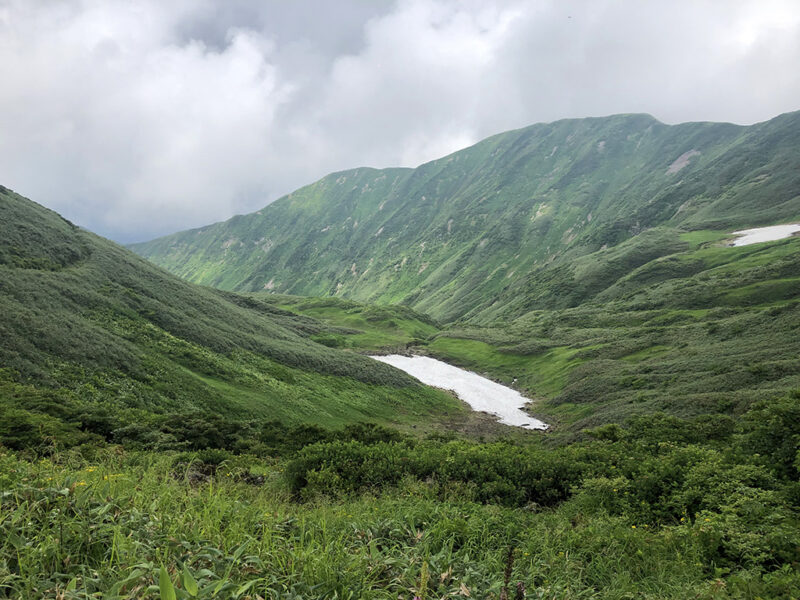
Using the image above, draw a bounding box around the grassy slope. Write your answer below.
[0,186,465,434]
[131,111,800,322]
[429,236,800,430]
[256,294,440,353]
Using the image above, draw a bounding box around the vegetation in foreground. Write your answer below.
[1,395,799,599]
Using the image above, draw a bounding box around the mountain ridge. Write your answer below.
[131,110,800,322]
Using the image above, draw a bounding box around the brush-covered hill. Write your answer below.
[0,186,467,452]
[261,230,800,433]
[131,111,800,322]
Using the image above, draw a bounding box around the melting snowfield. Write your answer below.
[730,224,800,246]
[372,354,548,430]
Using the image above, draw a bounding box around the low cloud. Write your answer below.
[0,0,798,242]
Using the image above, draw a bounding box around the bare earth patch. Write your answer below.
[667,150,700,174]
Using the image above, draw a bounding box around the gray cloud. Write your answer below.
[0,0,798,242]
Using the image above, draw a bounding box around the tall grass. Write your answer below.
[2,444,797,599]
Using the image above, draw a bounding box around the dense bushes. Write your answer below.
[736,394,800,479]
[2,394,799,597]
[287,399,800,532]
[287,440,589,506]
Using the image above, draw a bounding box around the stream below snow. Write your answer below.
[371,354,547,430]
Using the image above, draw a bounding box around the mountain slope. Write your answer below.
[0,186,466,450]
[259,230,800,433]
[131,111,800,322]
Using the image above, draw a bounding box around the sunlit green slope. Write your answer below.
[132,111,800,322]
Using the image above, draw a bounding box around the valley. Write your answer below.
[2,111,800,598]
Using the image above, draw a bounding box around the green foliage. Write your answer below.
[286,438,586,506]
[736,394,800,479]
[2,399,799,599]
[4,112,800,598]
[264,293,440,352]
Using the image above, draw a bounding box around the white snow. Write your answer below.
[371,355,547,430]
[730,224,800,246]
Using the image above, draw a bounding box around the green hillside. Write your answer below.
[3,137,800,598]
[0,186,468,452]
[131,111,800,322]
[256,232,800,434]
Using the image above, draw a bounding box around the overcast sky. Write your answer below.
[1,0,799,242]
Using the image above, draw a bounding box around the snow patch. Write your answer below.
[372,355,547,430]
[730,224,800,246]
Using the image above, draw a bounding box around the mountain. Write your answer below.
[0,186,467,451]
[131,111,800,322]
